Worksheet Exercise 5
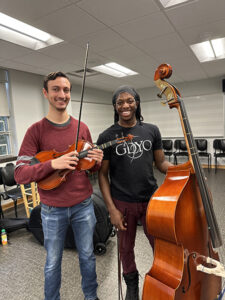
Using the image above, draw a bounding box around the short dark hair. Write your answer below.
[112,85,144,124]
[43,71,72,91]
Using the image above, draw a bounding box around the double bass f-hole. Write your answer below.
[182,251,198,294]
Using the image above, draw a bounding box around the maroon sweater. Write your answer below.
[15,117,98,207]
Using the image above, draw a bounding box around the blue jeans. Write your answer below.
[41,197,98,300]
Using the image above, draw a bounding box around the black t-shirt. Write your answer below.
[97,122,162,203]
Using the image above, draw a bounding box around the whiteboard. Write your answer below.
[142,93,224,138]
[71,101,113,142]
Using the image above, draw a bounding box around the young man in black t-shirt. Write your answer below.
[97,86,172,300]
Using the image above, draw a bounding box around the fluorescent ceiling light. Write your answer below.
[0,12,50,42]
[190,38,225,62]
[159,0,192,8]
[91,62,138,78]
[0,12,63,50]
[190,41,214,62]
[211,37,225,58]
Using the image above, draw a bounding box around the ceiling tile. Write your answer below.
[178,19,225,45]
[77,0,160,26]
[201,59,225,78]
[12,53,61,68]
[124,75,156,88]
[0,59,49,75]
[79,74,123,91]
[0,40,32,59]
[165,0,225,30]
[0,0,73,23]
[45,61,82,74]
[166,57,208,81]
[122,54,158,78]
[33,4,106,41]
[69,29,127,52]
[137,32,187,57]
[39,42,85,64]
[99,43,148,62]
[112,12,174,42]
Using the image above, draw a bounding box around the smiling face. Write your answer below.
[43,76,71,112]
[115,92,138,127]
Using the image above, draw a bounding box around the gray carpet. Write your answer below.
[1,168,225,300]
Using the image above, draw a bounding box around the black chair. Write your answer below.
[1,163,23,217]
[173,139,189,165]
[0,167,6,218]
[213,139,225,173]
[195,139,211,170]
[162,140,173,161]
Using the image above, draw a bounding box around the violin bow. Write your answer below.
[117,231,124,300]
[75,42,89,150]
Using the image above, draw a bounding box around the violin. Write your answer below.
[142,64,222,300]
[35,134,133,190]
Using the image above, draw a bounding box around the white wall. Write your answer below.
[141,94,224,138]
[70,84,113,141]
[8,70,46,152]
[71,101,113,142]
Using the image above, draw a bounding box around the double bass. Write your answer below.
[142,64,223,300]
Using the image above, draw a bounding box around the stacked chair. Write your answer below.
[213,139,225,173]
[162,140,173,162]
[195,139,211,170]
[0,163,23,218]
[173,139,188,165]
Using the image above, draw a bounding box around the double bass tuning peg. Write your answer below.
[157,86,168,99]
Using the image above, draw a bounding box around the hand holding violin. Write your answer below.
[51,151,79,170]
[87,148,103,165]
[50,147,103,170]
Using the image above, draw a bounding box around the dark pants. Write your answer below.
[113,198,154,275]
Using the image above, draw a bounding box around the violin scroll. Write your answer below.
[116,134,134,144]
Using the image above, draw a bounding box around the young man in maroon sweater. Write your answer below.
[15,72,103,300]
